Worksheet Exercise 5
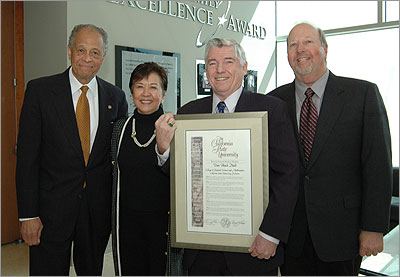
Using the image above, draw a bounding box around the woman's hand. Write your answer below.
[155,112,177,154]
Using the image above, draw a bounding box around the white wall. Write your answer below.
[24,1,68,85]
[25,1,276,106]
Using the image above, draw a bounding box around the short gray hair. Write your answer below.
[205,38,247,67]
[287,22,328,49]
[68,24,108,54]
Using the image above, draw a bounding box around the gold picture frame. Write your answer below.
[170,111,269,253]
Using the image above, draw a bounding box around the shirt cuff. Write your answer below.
[19,217,39,222]
[259,231,279,245]
[155,144,170,166]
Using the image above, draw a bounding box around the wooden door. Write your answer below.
[1,1,24,244]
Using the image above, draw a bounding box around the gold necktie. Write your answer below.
[76,86,90,188]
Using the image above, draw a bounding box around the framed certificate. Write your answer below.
[170,112,269,253]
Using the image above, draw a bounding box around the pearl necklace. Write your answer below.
[131,118,156,148]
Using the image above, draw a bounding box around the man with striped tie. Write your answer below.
[268,22,392,276]
[156,38,299,276]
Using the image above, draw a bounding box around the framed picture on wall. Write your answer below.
[244,70,258,93]
[115,45,181,115]
[196,59,212,98]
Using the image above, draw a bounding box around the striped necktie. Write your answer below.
[299,88,318,163]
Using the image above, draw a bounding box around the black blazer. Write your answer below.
[178,90,299,275]
[16,68,128,241]
[268,71,392,262]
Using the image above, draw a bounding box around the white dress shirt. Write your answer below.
[211,87,242,113]
[295,69,329,130]
[69,68,99,151]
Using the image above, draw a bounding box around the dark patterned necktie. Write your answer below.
[299,88,318,163]
[217,101,226,113]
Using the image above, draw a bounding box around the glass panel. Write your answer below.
[276,28,399,166]
[240,1,276,95]
[361,225,399,276]
[385,0,400,22]
[276,1,378,36]
[276,41,295,86]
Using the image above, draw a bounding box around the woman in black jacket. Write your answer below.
[110,62,179,275]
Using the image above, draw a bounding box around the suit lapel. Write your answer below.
[308,73,345,168]
[278,83,307,167]
[52,70,83,157]
[271,84,306,167]
[204,96,213,113]
[234,90,249,112]
[274,83,298,132]
[89,77,110,165]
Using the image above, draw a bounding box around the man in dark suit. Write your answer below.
[16,24,128,275]
[268,23,392,276]
[156,38,299,276]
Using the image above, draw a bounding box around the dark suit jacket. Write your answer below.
[16,68,128,241]
[178,90,299,275]
[268,71,392,262]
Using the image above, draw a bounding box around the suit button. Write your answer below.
[78,194,82,199]
[166,232,168,236]
[164,252,168,256]
[305,175,310,181]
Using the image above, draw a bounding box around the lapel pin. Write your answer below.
[108,105,112,110]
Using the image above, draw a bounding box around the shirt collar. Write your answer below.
[295,69,329,99]
[69,67,97,96]
[212,87,243,113]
